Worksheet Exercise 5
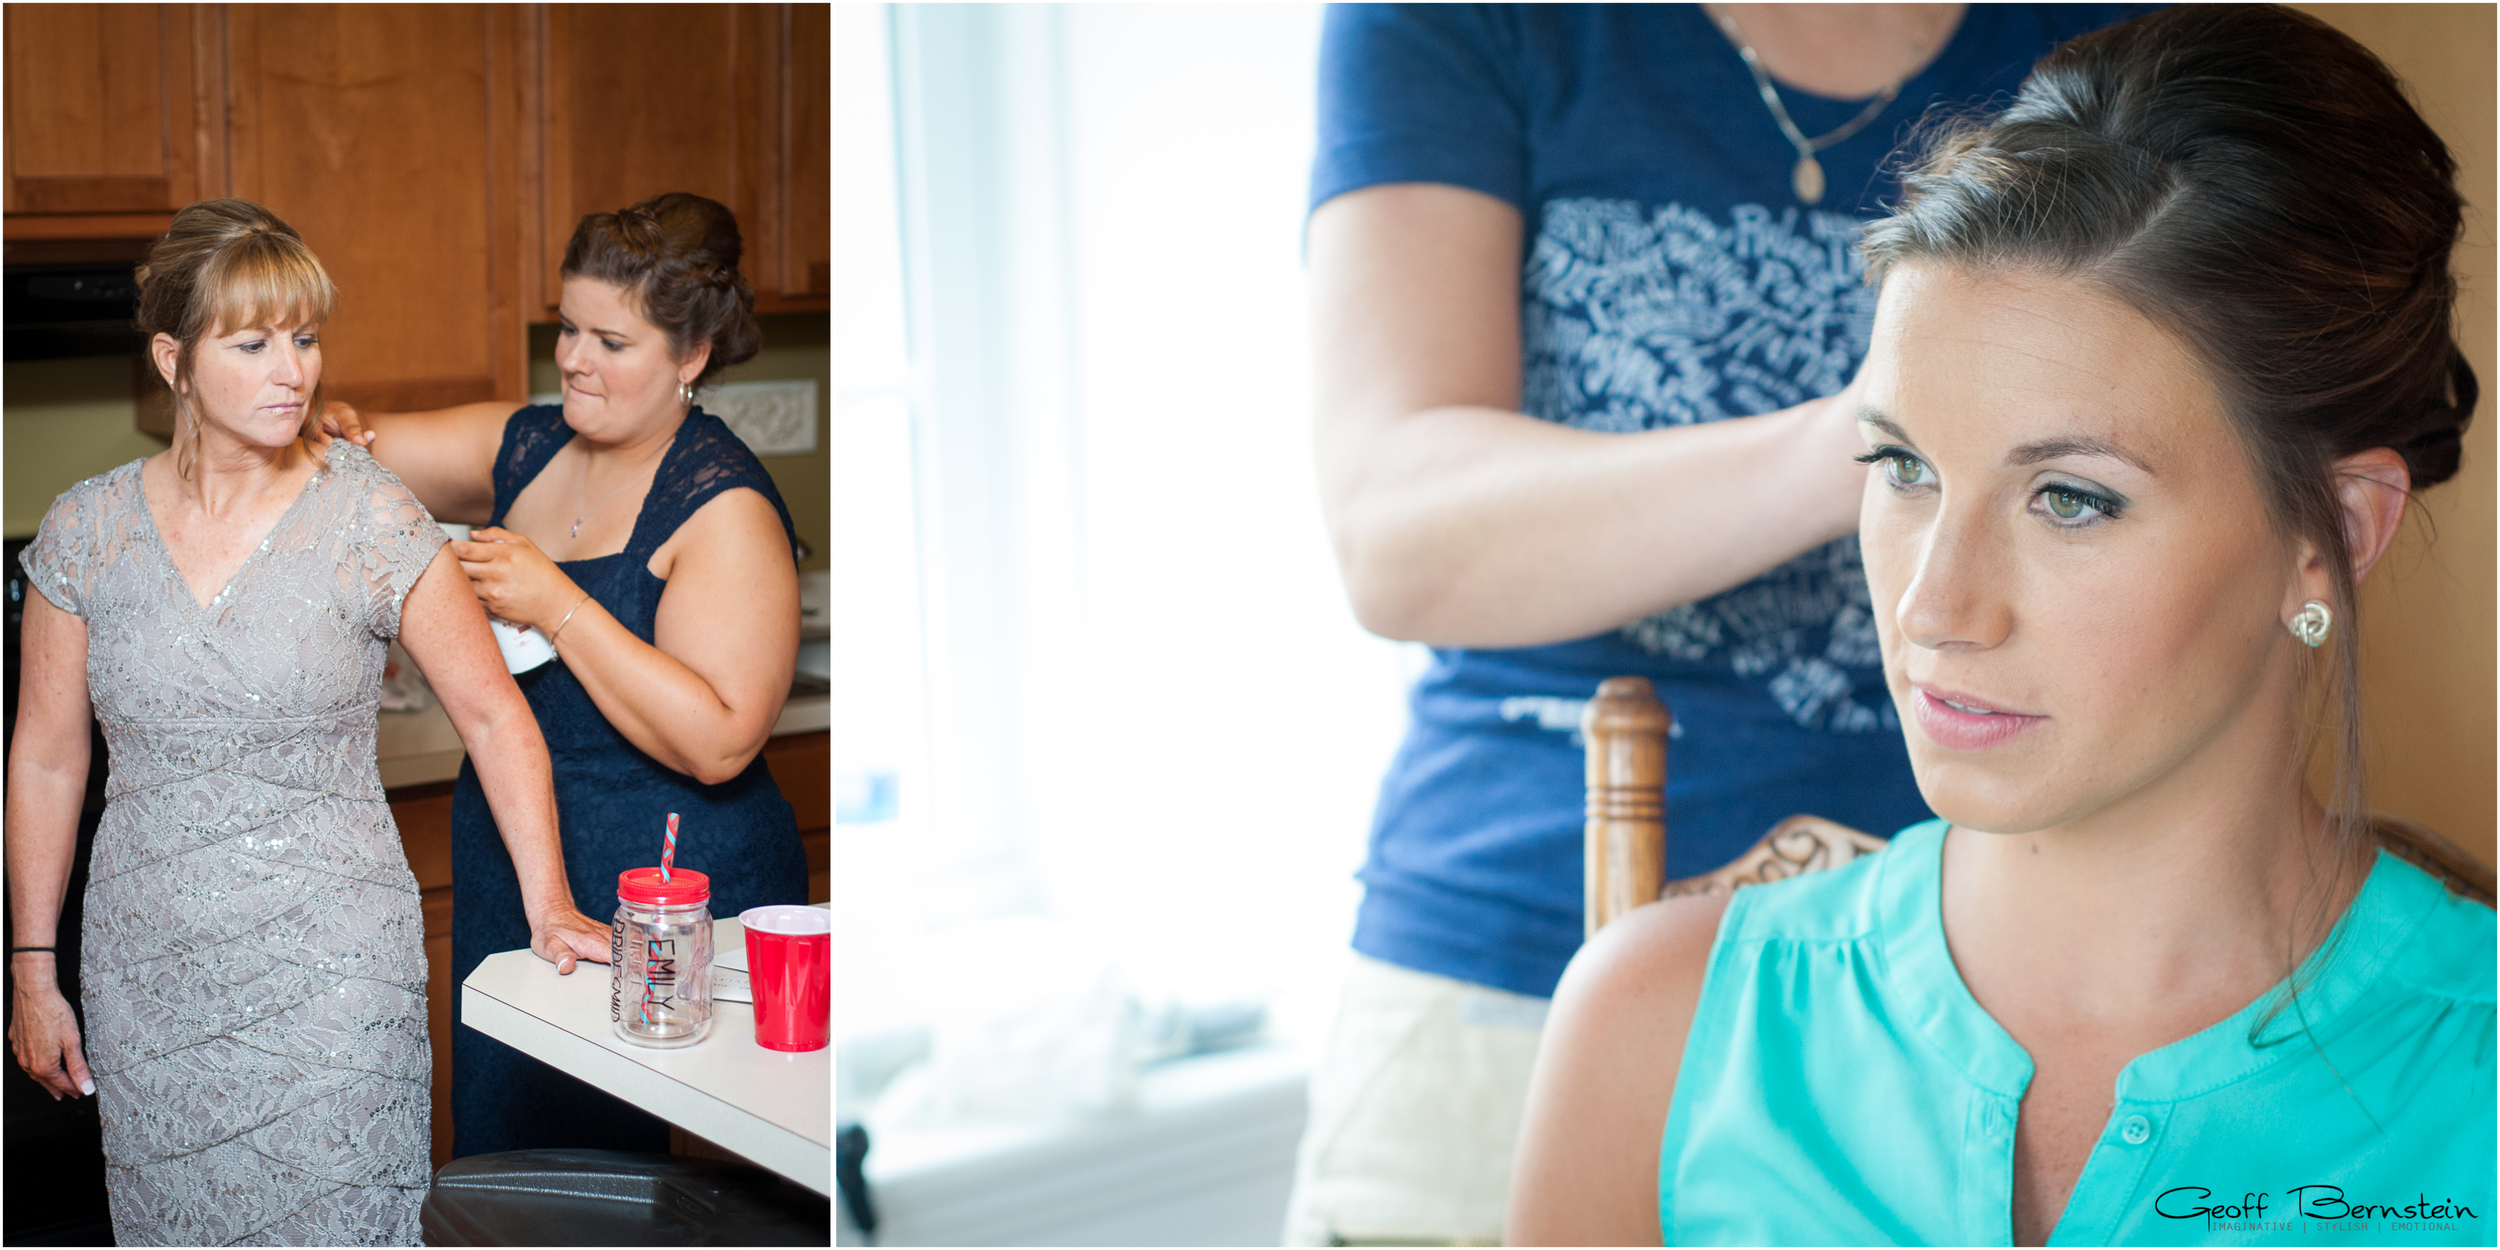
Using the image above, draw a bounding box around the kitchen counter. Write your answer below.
[463,913,832,1195]
[378,682,829,790]
[384,683,828,1168]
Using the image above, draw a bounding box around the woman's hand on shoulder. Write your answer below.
[648,487,800,779]
[1506,892,1732,1247]
[316,400,379,449]
[317,399,513,525]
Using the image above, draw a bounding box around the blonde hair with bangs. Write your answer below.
[136,200,338,479]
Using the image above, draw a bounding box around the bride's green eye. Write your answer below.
[1852,447,1933,489]
[2033,483,2120,525]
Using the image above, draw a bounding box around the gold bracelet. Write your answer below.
[549,592,594,641]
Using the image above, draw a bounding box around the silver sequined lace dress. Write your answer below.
[21,443,445,1246]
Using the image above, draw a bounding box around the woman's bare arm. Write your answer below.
[322,400,510,526]
[1506,893,1730,1246]
[1311,183,1870,649]
[536,489,799,784]
[5,592,96,1099]
[396,548,609,969]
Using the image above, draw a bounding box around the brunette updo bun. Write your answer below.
[560,192,762,390]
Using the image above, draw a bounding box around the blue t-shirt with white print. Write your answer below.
[1313,3,2154,999]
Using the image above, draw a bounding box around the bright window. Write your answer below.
[834,4,1417,1074]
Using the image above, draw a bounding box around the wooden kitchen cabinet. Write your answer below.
[4,4,535,406]
[780,3,830,302]
[224,4,531,410]
[536,3,827,314]
[2,4,206,221]
[390,728,827,1169]
[4,3,824,396]
[763,730,833,905]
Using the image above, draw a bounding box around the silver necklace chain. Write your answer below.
[1710,8,1941,206]
[572,437,672,540]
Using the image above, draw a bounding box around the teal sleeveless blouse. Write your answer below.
[1659,819,2495,1245]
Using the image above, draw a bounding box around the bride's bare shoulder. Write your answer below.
[1548,891,1732,1082]
[1507,892,1732,1247]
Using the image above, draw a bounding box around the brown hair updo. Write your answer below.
[560,192,762,393]
[135,199,338,480]
[1859,4,2474,936]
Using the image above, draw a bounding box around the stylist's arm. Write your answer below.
[398,547,609,971]
[1312,183,1869,649]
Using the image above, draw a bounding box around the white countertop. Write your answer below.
[380,693,828,790]
[461,914,832,1195]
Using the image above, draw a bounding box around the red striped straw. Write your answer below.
[662,812,679,882]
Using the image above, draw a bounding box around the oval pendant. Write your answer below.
[1792,155,1825,206]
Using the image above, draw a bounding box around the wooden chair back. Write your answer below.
[1581,677,1668,940]
[2374,815,2497,907]
[1581,676,2495,936]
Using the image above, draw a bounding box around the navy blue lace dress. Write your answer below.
[448,405,809,1158]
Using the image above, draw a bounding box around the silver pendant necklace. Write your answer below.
[572,437,672,540]
[1709,8,1940,206]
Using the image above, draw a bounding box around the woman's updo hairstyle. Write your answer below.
[1860,4,2473,915]
[135,199,338,480]
[560,192,761,393]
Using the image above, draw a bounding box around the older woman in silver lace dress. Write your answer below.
[5,200,610,1246]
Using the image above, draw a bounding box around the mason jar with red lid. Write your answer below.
[611,866,714,1048]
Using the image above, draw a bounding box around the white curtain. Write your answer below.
[838,4,1416,1050]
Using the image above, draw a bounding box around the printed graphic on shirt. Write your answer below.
[1521,198,1892,734]
[1497,695,1687,744]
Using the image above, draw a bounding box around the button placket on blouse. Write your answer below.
[1962,1089,2023,1244]
[2051,1103,2164,1245]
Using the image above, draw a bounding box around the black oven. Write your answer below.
[4,263,143,362]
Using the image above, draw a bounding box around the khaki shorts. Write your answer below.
[1280,955,1551,1246]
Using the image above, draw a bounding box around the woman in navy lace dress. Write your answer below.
[326,193,810,1156]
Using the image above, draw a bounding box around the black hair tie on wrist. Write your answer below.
[8,947,56,955]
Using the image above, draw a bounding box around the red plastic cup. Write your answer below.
[740,906,830,1052]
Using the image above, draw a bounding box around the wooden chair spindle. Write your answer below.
[1582,677,1670,939]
